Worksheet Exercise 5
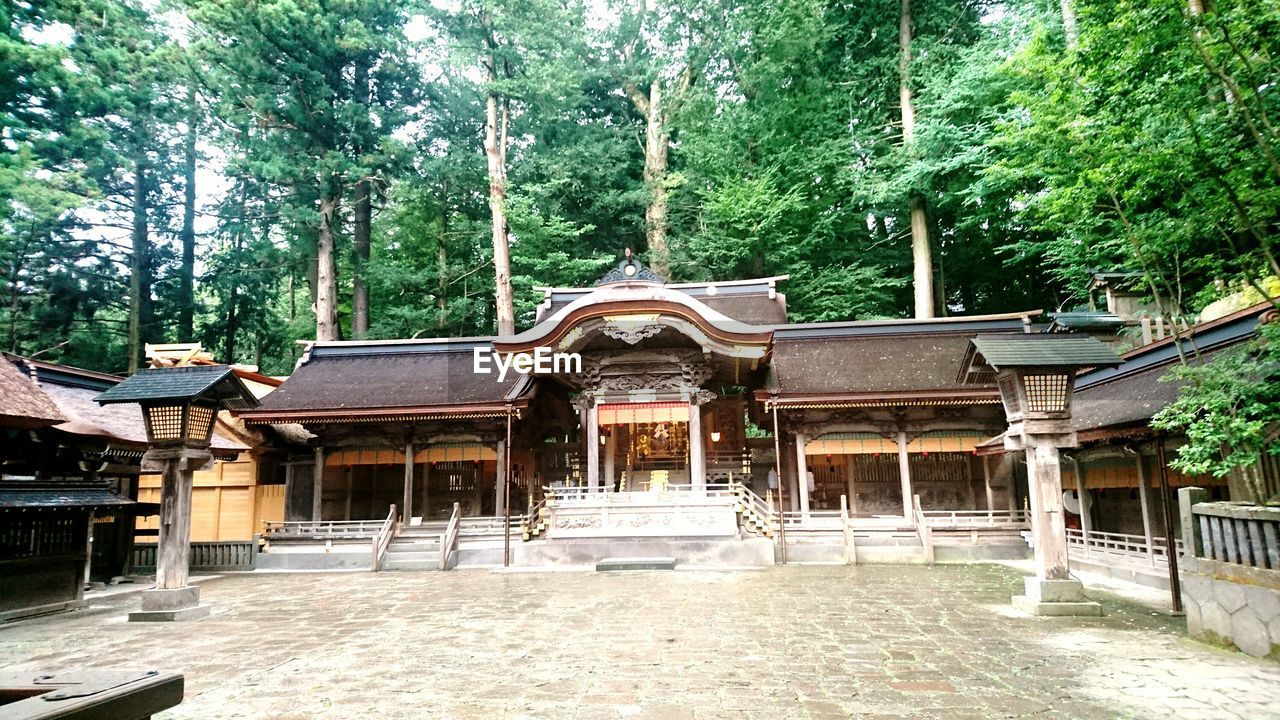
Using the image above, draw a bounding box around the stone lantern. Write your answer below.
[960,334,1121,616]
[96,365,258,621]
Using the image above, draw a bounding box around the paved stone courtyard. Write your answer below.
[2,564,1279,719]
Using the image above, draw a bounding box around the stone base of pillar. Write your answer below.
[1012,577,1102,617]
[128,586,211,623]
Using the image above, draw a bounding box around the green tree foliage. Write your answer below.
[3,0,1276,384]
[1152,324,1280,504]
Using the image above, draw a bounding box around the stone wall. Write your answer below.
[1181,559,1280,659]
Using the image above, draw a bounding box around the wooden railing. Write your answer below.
[913,494,935,564]
[731,482,776,537]
[263,518,387,539]
[1186,499,1280,570]
[439,502,461,570]
[921,509,1030,528]
[1066,527,1182,567]
[522,496,550,540]
[779,510,845,530]
[370,504,398,571]
[545,483,738,502]
[131,540,259,572]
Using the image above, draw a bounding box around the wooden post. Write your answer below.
[1005,455,1018,514]
[503,404,513,567]
[982,455,995,513]
[1178,486,1208,563]
[495,439,507,516]
[688,401,705,489]
[585,401,600,490]
[156,455,196,590]
[770,397,787,564]
[1025,442,1071,580]
[1156,438,1184,613]
[1134,450,1156,565]
[603,431,616,491]
[422,461,432,519]
[794,432,810,519]
[1072,455,1092,553]
[311,447,324,522]
[841,494,856,565]
[845,455,858,516]
[402,440,414,523]
[896,431,913,522]
[344,469,353,521]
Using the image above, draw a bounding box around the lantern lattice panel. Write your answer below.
[147,405,185,441]
[1024,374,1069,413]
[188,404,216,441]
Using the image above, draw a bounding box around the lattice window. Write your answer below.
[1024,374,1069,413]
[187,404,216,441]
[147,405,184,441]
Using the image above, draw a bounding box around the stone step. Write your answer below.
[381,554,440,571]
[389,542,439,553]
[595,556,677,572]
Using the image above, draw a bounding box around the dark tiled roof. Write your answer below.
[0,357,64,428]
[1071,362,1185,432]
[41,381,247,453]
[251,347,525,414]
[701,295,787,324]
[95,365,259,409]
[0,481,135,509]
[770,332,997,396]
[970,334,1121,369]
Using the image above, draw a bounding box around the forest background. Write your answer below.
[4,0,1278,377]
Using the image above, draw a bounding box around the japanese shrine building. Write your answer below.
[238,255,1036,563]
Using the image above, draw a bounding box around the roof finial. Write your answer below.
[625,247,632,260]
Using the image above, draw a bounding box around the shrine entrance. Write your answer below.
[599,402,692,490]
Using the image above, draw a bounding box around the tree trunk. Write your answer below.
[315,194,339,342]
[643,80,670,280]
[437,179,449,330]
[484,75,514,336]
[899,0,934,319]
[352,178,371,338]
[351,59,372,338]
[128,138,150,373]
[178,86,197,343]
[1060,0,1079,48]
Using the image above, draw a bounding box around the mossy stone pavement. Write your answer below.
[2,564,1279,719]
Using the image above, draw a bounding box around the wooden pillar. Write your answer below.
[495,439,507,516]
[344,468,353,520]
[1005,455,1018,514]
[896,431,913,521]
[689,402,705,489]
[311,447,324,521]
[1134,450,1156,565]
[845,455,857,515]
[585,402,600,490]
[603,431,616,491]
[422,462,432,519]
[155,454,197,590]
[1073,455,1091,549]
[982,455,995,512]
[402,441,414,522]
[794,432,810,517]
[1025,442,1071,580]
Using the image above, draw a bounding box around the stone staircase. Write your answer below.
[381,526,443,571]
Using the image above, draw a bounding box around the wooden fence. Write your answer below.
[131,539,259,572]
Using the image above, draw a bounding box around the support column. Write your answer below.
[403,441,414,523]
[982,455,995,512]
[689,402,705,489]
[585,401,600,490]
[1006,455,1018,514]
[1134,450,1155,565]
[344,468,353,520]
[896,431,913,521]
[422,462,431,519]
[1026,443,1070,580]
[604,431,616,491]
[312,447,324,521]
[845,455,858,515]
[130,447,211,622]
[496,439,507,515]
[794,432,810,518]
[1072,456,1092,551]
[1010,439,1099,616]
